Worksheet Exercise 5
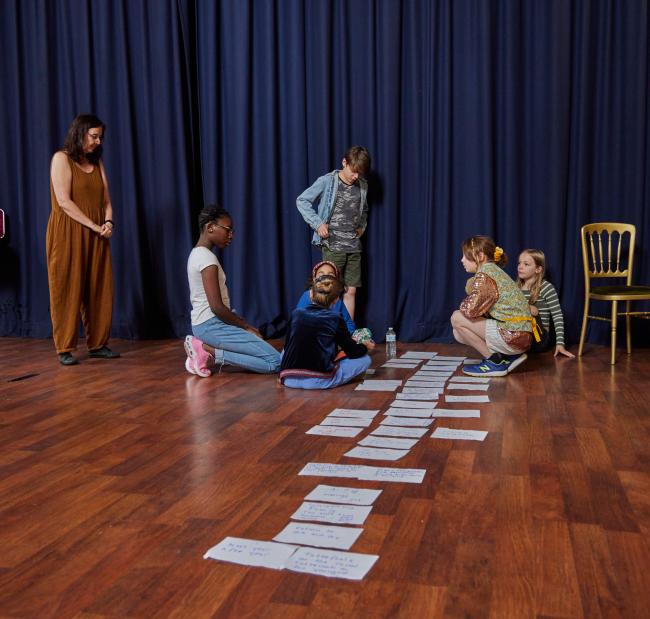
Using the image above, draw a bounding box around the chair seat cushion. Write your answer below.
[590,285,650,298]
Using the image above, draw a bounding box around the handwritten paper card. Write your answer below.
[385,408,434,418]
[355,380,403,392]
[358,435,419,450]
[446,383,490,391]
[204,537,298,569]
[395,392,439,400]
[327,408,380,418]
[291,501,373,525]
[358,466,426,483]
[286,547,378,580]
[381,416,433,427]
[274,522,363,550]
[444,395,490,403]
[400,351,439,359]
[299,463,364,479]
[345,446,410,461]
[305,484,382,506]
[307,425,364,437]
[432,356,466,361]
[431,427,488,441]
[463,358,482,364]
[321,417,374,427]
[370,426,428,438]
[431,408,481,418]
[449,376,491,383]
[390,400,439,409]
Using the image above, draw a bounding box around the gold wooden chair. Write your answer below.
[579,223,650,364]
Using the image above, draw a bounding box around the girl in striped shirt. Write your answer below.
[517,249,575,358]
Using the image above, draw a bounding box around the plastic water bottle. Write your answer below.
[386,327,397,359]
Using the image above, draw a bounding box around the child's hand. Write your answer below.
[529,304,539,316]
[554,345,575,359]
[246,326,263,339]
[316,223,329,238]
[355,227,364,238]
[364,340,376,352]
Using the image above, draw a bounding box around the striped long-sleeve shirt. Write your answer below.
[521,280,566,346]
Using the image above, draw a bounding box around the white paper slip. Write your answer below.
[400,351,439,359]
[358,466,426,483]
[385,408,434,418]
[204,537,298,569]
[299,463,365,479]
[371,426,428,438]
[425,360,461,367]
[328,408,380,418]
[306,425,364,437]
[355,380,402,391]
[413,373,452,380]
[359,435,419,450]
[291,501,373,525]
[431,427,488,441]
[381,416,434,427]
[286,547,378,580]
[383,358,421,365]
[446,383,490,391]
[381,362,422,369]
[389,399,438,409]
[463,358,482,364]
[345,446,410,461]
[449,376,491,383]
[305,484,382,506]
[274,522,363,550]
[431,408,481,418]
[407,379,446,387]
[406,381,446,389]
[432,355,466,361]
[365,368,376,375]
[444,395,490,403]
[402,386,443,394]
[321,417,374,427]
[395,392,439,401]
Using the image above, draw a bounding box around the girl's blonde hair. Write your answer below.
[517,248,546,303]
[461,235,508,267]
[311,275,344,308]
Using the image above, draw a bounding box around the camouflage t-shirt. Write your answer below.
[325,177,362,252]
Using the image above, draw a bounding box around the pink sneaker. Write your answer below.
[185,356,197,375]
[184,335,212,378]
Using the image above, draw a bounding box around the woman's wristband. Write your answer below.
[104,219,114,226]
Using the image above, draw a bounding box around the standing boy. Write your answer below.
[296,146,371,319]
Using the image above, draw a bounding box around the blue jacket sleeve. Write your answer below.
[296,175,327,230]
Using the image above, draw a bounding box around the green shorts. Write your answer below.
[321,248,362,288]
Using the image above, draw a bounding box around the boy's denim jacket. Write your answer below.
[296,170,368,247]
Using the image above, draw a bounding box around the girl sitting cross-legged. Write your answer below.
[280,273,374,389]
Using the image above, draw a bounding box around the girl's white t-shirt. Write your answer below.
[187,246,230,325]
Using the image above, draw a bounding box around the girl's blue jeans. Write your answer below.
[192,317,281,374]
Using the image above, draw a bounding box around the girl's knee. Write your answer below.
[450,310,463,328]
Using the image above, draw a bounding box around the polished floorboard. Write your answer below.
[1,337,650,618]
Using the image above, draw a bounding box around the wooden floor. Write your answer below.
[1,337,650,618]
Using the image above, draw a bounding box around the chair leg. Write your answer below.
[626,300,631,354]
[610,300,618,365]
[578,297,589,357]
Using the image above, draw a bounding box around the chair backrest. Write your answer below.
[580,222,635,291]
[0,209,4,238]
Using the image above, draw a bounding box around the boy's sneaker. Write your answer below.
[462,356,510,377]
[504,353,527,374]
[183,335,212,378]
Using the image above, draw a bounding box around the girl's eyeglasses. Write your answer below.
[215,223,234,235]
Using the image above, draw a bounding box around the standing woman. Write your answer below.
[47,114,119,365]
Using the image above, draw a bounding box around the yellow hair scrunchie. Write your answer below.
[493,246,503,262]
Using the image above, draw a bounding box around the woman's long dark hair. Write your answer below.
[63,114,105,164]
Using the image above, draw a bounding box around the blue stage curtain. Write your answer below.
[1,0,649,345]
